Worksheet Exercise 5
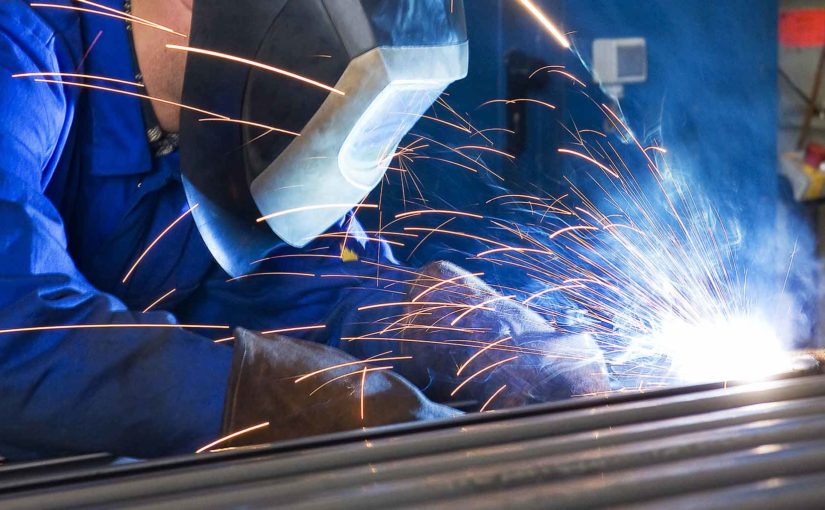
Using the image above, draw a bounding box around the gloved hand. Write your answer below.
[395,261,610,409]
[220,328,459,448]
[792,349,825,373]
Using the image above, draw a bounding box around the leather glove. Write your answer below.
[220,328,459,448]
[792,349,825,372]
[395,261,610,409]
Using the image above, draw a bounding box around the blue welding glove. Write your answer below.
[220,328,460,448]
[396,261,610,409]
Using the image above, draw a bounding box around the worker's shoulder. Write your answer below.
[0,0,82,57]
[0,1,79,129]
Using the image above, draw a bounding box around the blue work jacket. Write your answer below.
[0,0,400,460]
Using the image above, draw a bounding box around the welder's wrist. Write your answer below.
[222,329,257,436]
[140,333,234,457]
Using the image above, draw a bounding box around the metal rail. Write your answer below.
[3,374,825,509]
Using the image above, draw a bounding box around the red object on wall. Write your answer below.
[780,9,825,48]
[806,143,825,168]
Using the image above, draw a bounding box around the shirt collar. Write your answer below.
[80,0,153,177]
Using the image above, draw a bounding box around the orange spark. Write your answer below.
[0,323,229,335]
[310,232,406,248]
[12,72,143,88]
[28,79,227,119]
[450,295,516,326]
[357,301,495,313]
[480,384,508,412]
[403,228,512,249]
[261,324,326,336]
[75,0,188,36]
[523,284,586,305]
[456,336,512,376]
[395,210,484,221]
[166,45,345,96]
[578,129,608,138]
[549,225,600,240]
[435,97,477,134]
[142,289,177,313]
[485,193,567,205]
[476,247,553,258]
[226,272,317,283]
[411,272,485,303]
[546,69,587,87]
[472,127,516,137]
[196,422,269,454]
[360,366,368,421]
[257,204,378,223]
[380,324,489,336]
[250,254,341,265]
[409,134,504,180]
[31,3,187,37]
[199,118,300,138]
[528,65,565,79]
[603,223,646,236]
[454,145,516,160]
[516,0,571,48]
[479,98,557,111]
[26,78,298,136]
[294,355,413,383]
[557,148,620,178]
[122,204,200,283]
[451,356,519,397]
[309,366,393,396]
[214,325,326,344]
[409,217,456,259]
[343,336,554,358]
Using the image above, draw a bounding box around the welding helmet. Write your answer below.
[180,0,468,276]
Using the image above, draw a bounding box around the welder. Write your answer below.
[0,0,608,461]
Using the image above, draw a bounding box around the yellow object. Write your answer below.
[801,163,825,200]
[340,244,359,263]
[780,152,825,201]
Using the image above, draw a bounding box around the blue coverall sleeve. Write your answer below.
[0,19,232,460]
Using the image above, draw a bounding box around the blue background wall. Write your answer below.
[497,0,779,242]
[367,0,783,294]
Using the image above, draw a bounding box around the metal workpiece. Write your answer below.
[3,374,825,509]
[409,441,825,510]
[162,415,825,510]
[621,473,825,510]
[0,454,114,487]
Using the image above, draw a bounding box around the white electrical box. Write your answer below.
[593,37,648,85]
